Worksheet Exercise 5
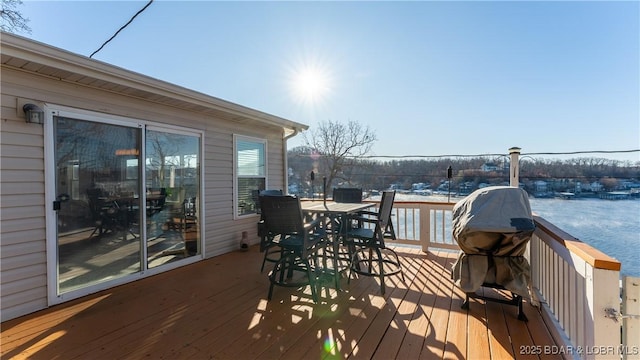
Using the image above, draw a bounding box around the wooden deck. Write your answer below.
[1,246,559,359]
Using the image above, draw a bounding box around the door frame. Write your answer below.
[44,104,205,306]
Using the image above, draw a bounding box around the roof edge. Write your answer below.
[1,32,309,132]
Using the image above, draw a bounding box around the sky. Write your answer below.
[15,0,640,163]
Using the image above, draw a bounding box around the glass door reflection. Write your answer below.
[54,116,142,294]
[145,129,201,268]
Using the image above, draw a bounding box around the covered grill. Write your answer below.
[450,186,537,320]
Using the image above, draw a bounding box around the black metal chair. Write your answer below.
[333,187,397,238]
[333,187,363,203]
[259,195,327,303]
[329,187,365,269]
[255,190,284,272]
[344,190,404,295]
[252,189,283,214]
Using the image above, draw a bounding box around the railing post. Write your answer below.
[622,276,640,360]
[587,267,622,359]
[419,203,430,252]
[509,147,521,188]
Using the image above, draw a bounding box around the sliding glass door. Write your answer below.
[54,116,142,293]
[145,128,201,268]
[52,112,201,299]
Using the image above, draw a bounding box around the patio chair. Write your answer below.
[259,195,327,303]
[333,187,363,203]
[329,187,365,267]
[344,190,404,295]
[255,189,284,272]
[334,187,396,237]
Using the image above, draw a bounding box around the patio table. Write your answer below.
[301,200,375,289]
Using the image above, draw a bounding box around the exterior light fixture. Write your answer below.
[23,103,44,124]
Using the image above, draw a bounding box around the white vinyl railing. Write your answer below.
[529,216,626,360]
[621,276,640,360]
[365,199,632,360]
[380,201,458,251]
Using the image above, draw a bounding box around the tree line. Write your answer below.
[288,145,640,195]
[288,119,638,195]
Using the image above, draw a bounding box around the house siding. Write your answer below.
[1,78,48,321]
[1,45,299,321]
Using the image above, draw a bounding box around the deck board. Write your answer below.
[1,246,558,359]
[485,291,516,359]
[416,251,456,359]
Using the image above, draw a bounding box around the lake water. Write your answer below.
[387,193,640,277]
[528,197,639,278]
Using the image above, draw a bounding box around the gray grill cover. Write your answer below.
[451,186,535,298]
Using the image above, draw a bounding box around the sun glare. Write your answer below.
[289,64,332,105]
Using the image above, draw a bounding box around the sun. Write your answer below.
[289,64,332,105]
[296,69,326,96]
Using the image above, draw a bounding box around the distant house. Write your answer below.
[436,181,453,193]
[531,180,552,197]
[457,182,474,196]
[534,180,549,193]
[621,180,640,190]
[1,33,308,321]
[589,181,604,192]
[411,182,430,190]
[481,163,499,172]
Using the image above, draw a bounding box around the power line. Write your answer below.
[294,149,640,160]
[90,0,154,58]
[522,149,639,156]
[352,153,505,159]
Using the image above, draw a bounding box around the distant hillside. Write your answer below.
[287,146,640,195]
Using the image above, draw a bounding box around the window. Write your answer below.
[234,135,266,217]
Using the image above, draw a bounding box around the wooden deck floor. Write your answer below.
[1,246,559,359]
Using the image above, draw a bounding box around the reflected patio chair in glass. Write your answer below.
[86,188,131,239]
[344,190,404,295]
[146,188,167,239]
[182,197,198,255]
[259,195,327,303]
[146,188,167,216]
[158,196,198,258]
